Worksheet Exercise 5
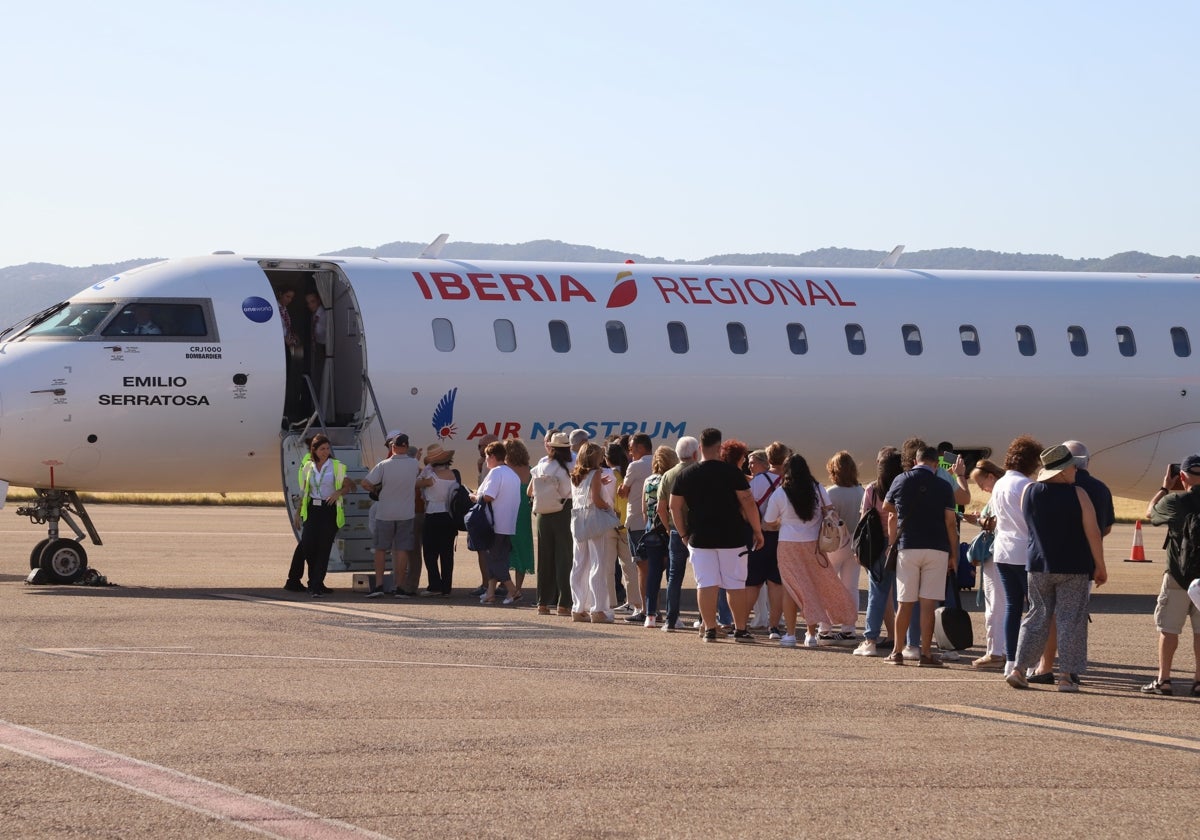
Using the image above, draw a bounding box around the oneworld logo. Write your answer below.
[241,296,274,323]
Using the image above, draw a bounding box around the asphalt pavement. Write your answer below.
[1,507,1198,839]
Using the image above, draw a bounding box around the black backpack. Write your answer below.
[1172,498,1200,588]
[854,505,887,583]
[448,469,472,532]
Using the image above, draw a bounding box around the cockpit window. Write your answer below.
[15,302,117,339]
[9,299,217,341]
[102,302,209,337]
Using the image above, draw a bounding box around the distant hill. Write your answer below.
[3,243,1199,327]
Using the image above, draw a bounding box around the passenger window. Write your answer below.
[726,322,748,355]
[1116,326,1136,357]
[786,323,809,355]
[901,324,923,356]
[845,324,866,356]
[959,324,980,357]
[667,321,689,354]
[1015,325,1037,357]
[606,320,628,353]
[1067,325,1088,357]
[1172,326,1191,358]
[432,318,455,352]
[494,319,516,353]
[549,320,571,353]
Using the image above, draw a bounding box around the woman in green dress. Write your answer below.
[504,438,536,593]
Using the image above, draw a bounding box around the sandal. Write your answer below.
[1140,678,1172,695]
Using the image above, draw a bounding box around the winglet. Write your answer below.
[419,234,449,259]
[876,245,905,269]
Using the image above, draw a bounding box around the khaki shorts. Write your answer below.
[895,548,950,603]
[1154,574,1200,635]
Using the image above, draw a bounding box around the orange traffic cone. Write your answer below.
[1126,520,1150,562]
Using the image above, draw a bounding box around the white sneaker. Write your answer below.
[852,639,879,657]
[780,634,797,648]
[901,645,921,661]
[1003,661,1015,677]
[692,620,703,629]
[939,649,961,662]
[643,616,657,628]
[803,634,819,648]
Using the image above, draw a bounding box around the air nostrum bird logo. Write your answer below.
[432,388,458,440]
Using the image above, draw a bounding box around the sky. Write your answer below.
[2,1,1198,267]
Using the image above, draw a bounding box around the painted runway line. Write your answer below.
[0,720,394,839]
[921,704,1200,753]
[214,593,421,622]
[29,645,996,683]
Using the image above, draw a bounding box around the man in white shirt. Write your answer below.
[475,441,523,604]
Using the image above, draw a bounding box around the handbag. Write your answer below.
[573,504,619,541]
[818,503,850,554]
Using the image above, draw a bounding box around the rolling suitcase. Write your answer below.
[934,571,974,651]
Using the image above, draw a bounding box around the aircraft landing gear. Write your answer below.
[16,489,101,584]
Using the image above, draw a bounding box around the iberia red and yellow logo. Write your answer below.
[605,270,638,308]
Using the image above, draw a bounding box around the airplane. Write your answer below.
[1,244,1197,582]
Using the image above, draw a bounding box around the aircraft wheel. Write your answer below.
[39,539,89,583]
[29,539,50,570]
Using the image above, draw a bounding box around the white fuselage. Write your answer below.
[1,253,1196,498]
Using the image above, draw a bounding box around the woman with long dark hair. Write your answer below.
[764,453,858,648]
[853,447,905,657]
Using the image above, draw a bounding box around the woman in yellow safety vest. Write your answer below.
[296,433,354,597]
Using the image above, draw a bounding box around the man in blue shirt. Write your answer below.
[882,446,958,667]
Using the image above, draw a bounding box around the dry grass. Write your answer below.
[972,492,1149,523]
[4,486,1152,517]
[3,488,283,506]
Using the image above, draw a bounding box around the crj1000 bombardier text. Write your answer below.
[1,245,1196,581]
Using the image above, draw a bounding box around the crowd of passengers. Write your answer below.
[289,427,1200,697]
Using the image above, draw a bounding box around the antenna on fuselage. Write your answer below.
[419,234,449,259]
[876,245,905,269]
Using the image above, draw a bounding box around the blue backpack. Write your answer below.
[955,541,975,590]
[464,500,495,550]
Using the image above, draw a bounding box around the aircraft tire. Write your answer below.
[29,538,50,570]
[38,538,89,584]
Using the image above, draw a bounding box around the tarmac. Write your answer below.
[2,507,1199,839]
